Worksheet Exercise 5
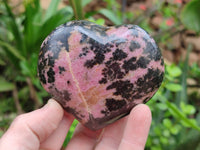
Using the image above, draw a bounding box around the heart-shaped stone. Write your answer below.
[38,20,164,130]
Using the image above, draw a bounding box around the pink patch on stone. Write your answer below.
[106,26,130,37]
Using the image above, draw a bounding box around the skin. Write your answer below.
[0,99,152,150]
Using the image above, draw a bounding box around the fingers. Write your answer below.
[0,99,65,150]
[94,116,128,150]
[40,113,74,150]
[118,104,152,150]
[65,124,103,150]
[66,104,151,150]
[65,117,127,150]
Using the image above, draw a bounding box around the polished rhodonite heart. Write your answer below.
[38,20,164,130]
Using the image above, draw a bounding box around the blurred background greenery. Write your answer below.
[0,0,200,149]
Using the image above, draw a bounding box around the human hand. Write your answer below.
[0,99,151,150]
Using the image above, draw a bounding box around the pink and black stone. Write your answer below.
[38,20,164,130]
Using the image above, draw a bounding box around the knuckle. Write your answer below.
[12,114,27,126]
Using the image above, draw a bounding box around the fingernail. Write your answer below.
[43,99,56,108]
[47,99,55,104]
[46,99,62,109]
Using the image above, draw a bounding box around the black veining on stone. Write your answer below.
[105,98,127,111]
[47,67,55,83]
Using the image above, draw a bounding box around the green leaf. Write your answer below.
[166,101,200,132]
[163,118,172,128]
[0,78,15,92]
[151,146,162,150]
[160,137,168,145]
[162,6,174,17]
[181,119,198,128]
[88,18,105,25]
[20,53,38,77]
[37,7,73,45]
[165,74,174,81]
[180,102,196,115]
[82,0,92,7]
[156,103,168,110]
[69,0,84,20]
[174,131,200,150]
[95,18,105,25]
[63,119,79,147]
[0,59,6,65]
[166,64,182,77]
[20,61,32,76]
[154,126,162,136]
[98,9,122,25]
[165,83,182,92]
[2,0,25,54]
[44,0,61,22]
[181,0,200,33]
[170,125,181,135]
[163,129,170,137]
[190,63,200,77]
[24,0,42,53]
[175,45,192,104]
[0,40,25,61]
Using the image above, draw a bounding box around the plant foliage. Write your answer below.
[0,0,200,150]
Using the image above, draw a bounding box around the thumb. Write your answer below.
[0,99,64,150]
